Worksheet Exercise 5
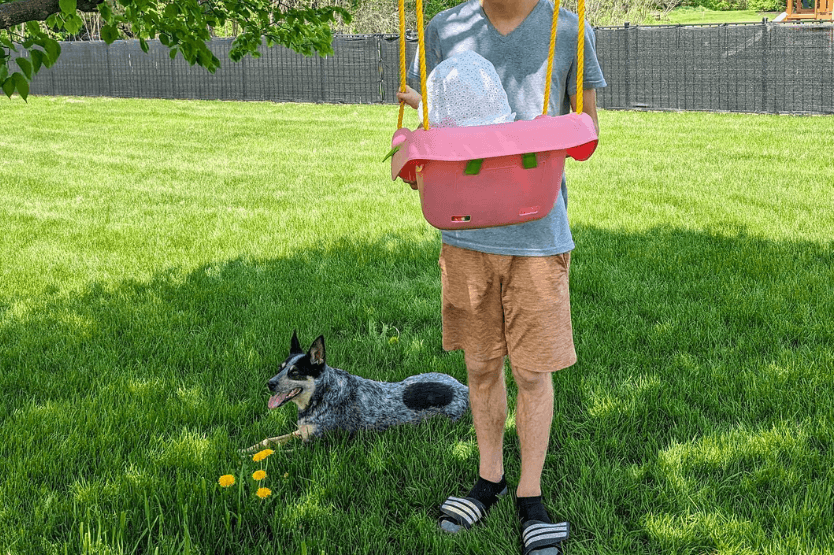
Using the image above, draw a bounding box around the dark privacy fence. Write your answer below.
[23,23,834,114]
[595,23,833,114]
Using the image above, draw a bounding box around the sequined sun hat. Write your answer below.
[418,50,516,128]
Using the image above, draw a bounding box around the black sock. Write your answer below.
[466,475,506,507]
[517,495,552,524]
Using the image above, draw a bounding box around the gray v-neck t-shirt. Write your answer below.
[407,0,606,256]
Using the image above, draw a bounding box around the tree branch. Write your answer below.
[0,0,104,30]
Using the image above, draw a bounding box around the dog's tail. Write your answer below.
[402,372,469,421]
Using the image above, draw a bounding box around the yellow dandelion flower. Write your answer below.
[252,449,274,462]
[283,472,289,479]
[252,470,267,481]
[218,475,235,487]
[256,487,271,498]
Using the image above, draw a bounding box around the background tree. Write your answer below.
[326,0,678,34]
[0,0,351,100]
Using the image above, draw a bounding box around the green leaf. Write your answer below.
[163,4,179,18]
[0,64,8,83]
[0,36,17,52]
[64,14,84,35]
[59,0,77,14]
[139,38,149,53]
[13,72,29,102]
[98,3,113,20]
[382,145,400,163]
[1,77,14,99]
[101,25,119,44]
[31,50,44,74]
[15,57,32,80]
[197,49,212,67]
[26,21,43,38]
[42,39,61,68]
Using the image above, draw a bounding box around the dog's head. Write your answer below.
[266,331,327,412]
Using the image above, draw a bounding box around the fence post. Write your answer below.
[761,22,769,113]
[377,35,385,103]
[242,47,247,101]
[318,52,324,103]
[624,22,631,109]
[49,49,56,95]
[170,43,175,99]
[105,43,113,97]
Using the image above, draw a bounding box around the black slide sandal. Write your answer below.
[520,520,569,555]
[438,482,508,533]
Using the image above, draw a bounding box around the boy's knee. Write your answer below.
[511,366,551,393]
[465,355,504,383]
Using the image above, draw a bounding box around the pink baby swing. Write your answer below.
[388,0,599,230]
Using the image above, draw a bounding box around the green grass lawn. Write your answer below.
[1,97,832,555]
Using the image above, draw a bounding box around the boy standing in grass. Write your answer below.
[397,0,605,553]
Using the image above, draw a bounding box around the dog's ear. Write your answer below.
[308,335,326,367]
[290,330,303,355]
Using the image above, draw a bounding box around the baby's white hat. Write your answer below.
[418,50,515,128]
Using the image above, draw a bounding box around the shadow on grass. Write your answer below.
[0,226,832,554]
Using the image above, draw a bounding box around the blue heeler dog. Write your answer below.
[242,332,469,453]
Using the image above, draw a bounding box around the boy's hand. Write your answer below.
[396,86,421,110]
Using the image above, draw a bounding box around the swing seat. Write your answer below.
[390,112,599,230]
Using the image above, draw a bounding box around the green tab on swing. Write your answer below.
[464,159,484,175]
[522,153,538,169]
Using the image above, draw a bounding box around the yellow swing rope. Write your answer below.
[415,0,430,130]
[404,0,586,129]
[575,0,586,115]
[396,0,407,129]
[543,0,586,115]
[541,0,561,115]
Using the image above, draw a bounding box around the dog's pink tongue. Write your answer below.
[268,393,287,409]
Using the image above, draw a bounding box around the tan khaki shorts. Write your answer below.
[439,243,576,372]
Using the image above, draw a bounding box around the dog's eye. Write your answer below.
[288,367,300,379]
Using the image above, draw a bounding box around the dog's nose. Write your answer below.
[267,377,279,391]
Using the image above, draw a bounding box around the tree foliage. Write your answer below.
[0,0,351,100]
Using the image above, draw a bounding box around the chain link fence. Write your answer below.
[596,23,834,114]
[20,23,834,114]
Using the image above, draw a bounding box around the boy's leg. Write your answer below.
[438,354,508,533]
[440,242,510,485]
[465,354,507,483]
[503,252,574,554]
[503,252,573,496]
[438,244,511,531]
[511,366,554,498]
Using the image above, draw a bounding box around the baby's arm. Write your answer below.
[396,85,421,110]
[394,84,421,189]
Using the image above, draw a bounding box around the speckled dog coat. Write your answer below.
[247,333,469,448]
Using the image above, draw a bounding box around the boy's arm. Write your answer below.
[569,89,600,136]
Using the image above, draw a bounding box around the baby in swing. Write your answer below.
[397,50,515,129]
